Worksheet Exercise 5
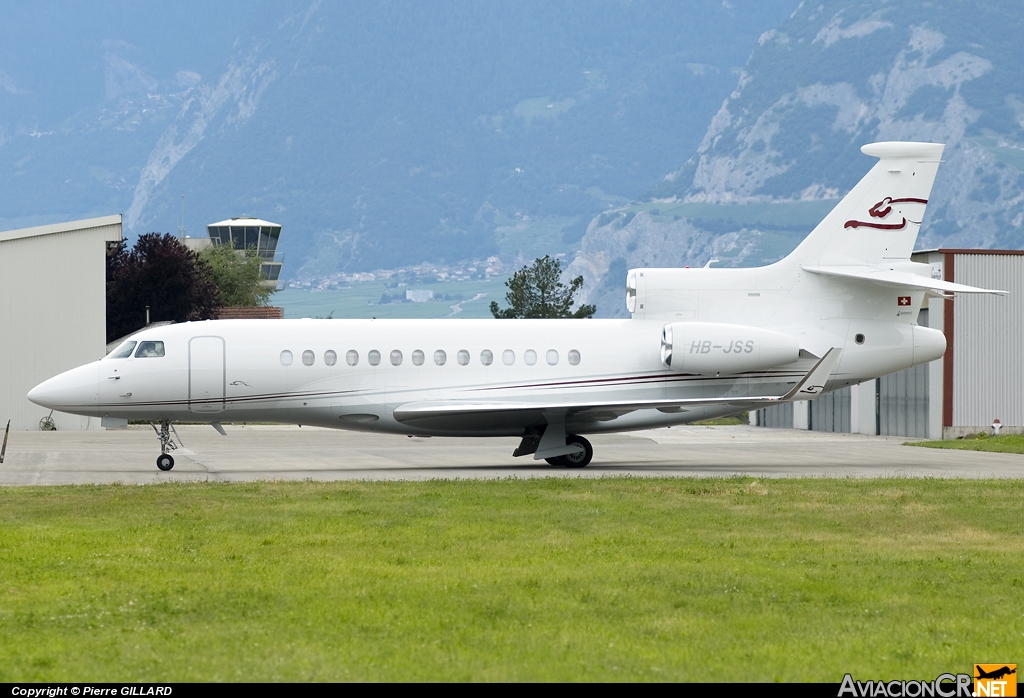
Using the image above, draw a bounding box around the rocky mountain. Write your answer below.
[569,1,1024,317]
[0,1,798,278]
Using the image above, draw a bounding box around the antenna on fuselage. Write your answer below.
[704,259,720,268]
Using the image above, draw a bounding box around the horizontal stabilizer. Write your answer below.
[802,265,1006,295]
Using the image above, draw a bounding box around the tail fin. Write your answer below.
[782,142,944,268]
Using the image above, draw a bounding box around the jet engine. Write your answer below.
[660,322,800,375]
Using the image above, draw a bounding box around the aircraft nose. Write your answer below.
[28,362,101,413]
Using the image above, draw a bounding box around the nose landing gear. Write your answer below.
[151,420,180,471]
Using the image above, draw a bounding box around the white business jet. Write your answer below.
[28,142,1004,471]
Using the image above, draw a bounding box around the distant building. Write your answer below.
[185,216,284,290]
[406,289,434,302]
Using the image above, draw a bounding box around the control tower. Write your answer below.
[205,216,283,289]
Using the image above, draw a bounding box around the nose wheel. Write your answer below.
[151,420,180,471]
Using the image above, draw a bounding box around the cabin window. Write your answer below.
[480,349,493,366]
[457,349,470,366]
[368,350,381,366]
[524,349,537,366]
[324,350,337,366]
[412,350,425,366]
[280,350,293,366]
[434,350,447,366]
[134,341,165,358]
[346,350,359,366]
[568,349,581,366]
[546,349,559,366]
[391,350,403,366]
[502,349,515,366]
[302,350,315,366]
[109,341,137,359]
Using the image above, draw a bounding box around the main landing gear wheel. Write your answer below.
[561,435,593,468]
[156,453,175,471]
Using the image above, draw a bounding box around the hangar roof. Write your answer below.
[0,214,122,244]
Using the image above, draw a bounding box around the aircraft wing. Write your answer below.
[394,349,841,424]
[802,265,1006,295]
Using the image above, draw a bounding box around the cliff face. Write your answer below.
[570,2,1024,316]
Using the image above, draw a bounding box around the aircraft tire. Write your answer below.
[156,454,175,471]
[562,435,593,468]
[544,457,565,466]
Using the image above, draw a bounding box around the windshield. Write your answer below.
[107,341,137,359]
[134,341,165,358]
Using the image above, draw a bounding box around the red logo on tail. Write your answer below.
[845,197,927,230]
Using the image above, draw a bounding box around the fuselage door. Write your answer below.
[189,336,225,413]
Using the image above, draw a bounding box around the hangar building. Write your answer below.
[756,249,1024,439]
[0,215,122,431]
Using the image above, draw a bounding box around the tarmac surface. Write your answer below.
[1,423,1023,485]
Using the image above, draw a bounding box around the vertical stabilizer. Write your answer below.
[781,142,944,268]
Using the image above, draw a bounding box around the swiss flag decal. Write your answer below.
[897,296,912,307]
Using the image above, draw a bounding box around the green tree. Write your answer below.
[199,243,274,307]
[106,234,223,343]
[490,255,596,319]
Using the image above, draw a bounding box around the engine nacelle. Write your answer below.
[660,322,800,375]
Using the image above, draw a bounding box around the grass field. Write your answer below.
[1,478,1021,682]
[627,199,840,229]
[907,433,1024,455]
[274,278,507,320]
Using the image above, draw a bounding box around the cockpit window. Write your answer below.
[108,341,137,359]
[135,341,165,358]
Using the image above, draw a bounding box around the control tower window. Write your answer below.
[108,341,137,359]
[134,341,165,358]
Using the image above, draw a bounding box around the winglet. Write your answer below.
[781,347,842,401]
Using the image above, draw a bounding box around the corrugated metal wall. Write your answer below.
[0,219,120,430]
[756,403,794,428]
[878,364,929,437]
[952,254,1024,427]
[809,387,851,433]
